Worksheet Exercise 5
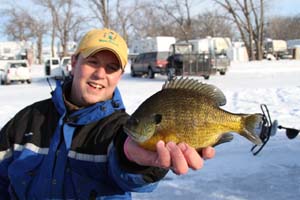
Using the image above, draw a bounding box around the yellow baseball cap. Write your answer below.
[75,28,128,69]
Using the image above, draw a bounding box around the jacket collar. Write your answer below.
[51,80,125,125]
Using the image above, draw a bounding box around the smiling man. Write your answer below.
[70,50,122,106]
[0,28,215,199]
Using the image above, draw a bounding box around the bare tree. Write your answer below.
[266,14,300,40]
[251,0,264,60]
[214,0,265,60]
[129,2,175,38]
[2,8,33,41]
[88,0,110,28]
[289,15,300,39]
[152,0,196,41]
[34,0,84,57]
[55,0,85,56]
[33,0,59,57]
[126,0,234,43]
[26,15,48,64]
[112,0,141,42]
[86,0,140,43]
[192,11,234,39]
[1,5,48,64]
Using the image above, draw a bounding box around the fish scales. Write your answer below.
[143,89,243,149]
[124,78,263,151]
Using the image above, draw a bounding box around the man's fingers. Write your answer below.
[125,137,157,166]
[201,146,215,160]
[125,138,215,175]
[167,142,188,175]
[178,143,203,170]
[156,140,171,168]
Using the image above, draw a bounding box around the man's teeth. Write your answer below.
[90,83,103,89]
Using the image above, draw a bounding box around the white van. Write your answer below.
[60,57,72,78]
[44,57,61,78]
[0,60,31,85]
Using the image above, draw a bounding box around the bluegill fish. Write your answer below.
[124,78,263,151]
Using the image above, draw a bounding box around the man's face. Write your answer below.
[70,50,123,107]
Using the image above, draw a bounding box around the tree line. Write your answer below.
[1,0,300,63]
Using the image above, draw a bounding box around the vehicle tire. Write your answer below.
[27,79,32,84]
[45,66,50,75]
[203,75,210,80]
[220,71,226,75]
[5,78,10,85]
[130,67,137,77]
[147,68,154,79]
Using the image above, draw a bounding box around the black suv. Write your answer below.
[130,51,169,78]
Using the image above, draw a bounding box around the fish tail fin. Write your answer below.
[241,114,263,145]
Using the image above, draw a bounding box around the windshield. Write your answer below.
[173,44,192,54]
[157,52,169,59]
[62,58,70,66]
[52,60,59,65]
[9,63,27,68]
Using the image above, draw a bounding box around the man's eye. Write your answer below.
[87,60,97,65]
[106,64,120,72]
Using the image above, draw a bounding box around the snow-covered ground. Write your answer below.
[0,60,300,200]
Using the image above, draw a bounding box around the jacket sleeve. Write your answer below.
[0,103,37,200]
[108,128,168,192]
[0,117,16,199]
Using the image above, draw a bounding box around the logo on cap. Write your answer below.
[99,31,119,46]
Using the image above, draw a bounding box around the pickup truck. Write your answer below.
[44,56,71,79]
[0,60,31,85]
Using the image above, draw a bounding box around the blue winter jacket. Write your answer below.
[0,81,167,199]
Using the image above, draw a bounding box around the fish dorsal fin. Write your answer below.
[162,77,227,106]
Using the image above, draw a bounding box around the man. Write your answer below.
[0,28,215,199]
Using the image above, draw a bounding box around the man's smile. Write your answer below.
[88,82,104,90]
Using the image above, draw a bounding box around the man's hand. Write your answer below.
[124,137,215,175]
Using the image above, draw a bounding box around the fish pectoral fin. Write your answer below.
[213,133,234,147]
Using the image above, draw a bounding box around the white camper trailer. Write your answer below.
[130,36,176,54]
[0,42,23,60]
[264,39,291,60]
[187,37,232,54]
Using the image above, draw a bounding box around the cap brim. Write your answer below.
[81,46,125,70]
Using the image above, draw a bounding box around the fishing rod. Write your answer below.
[250,104,299,156]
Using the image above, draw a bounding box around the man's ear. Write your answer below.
[71,54,78,75]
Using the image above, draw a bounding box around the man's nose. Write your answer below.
[94,65,107,77]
